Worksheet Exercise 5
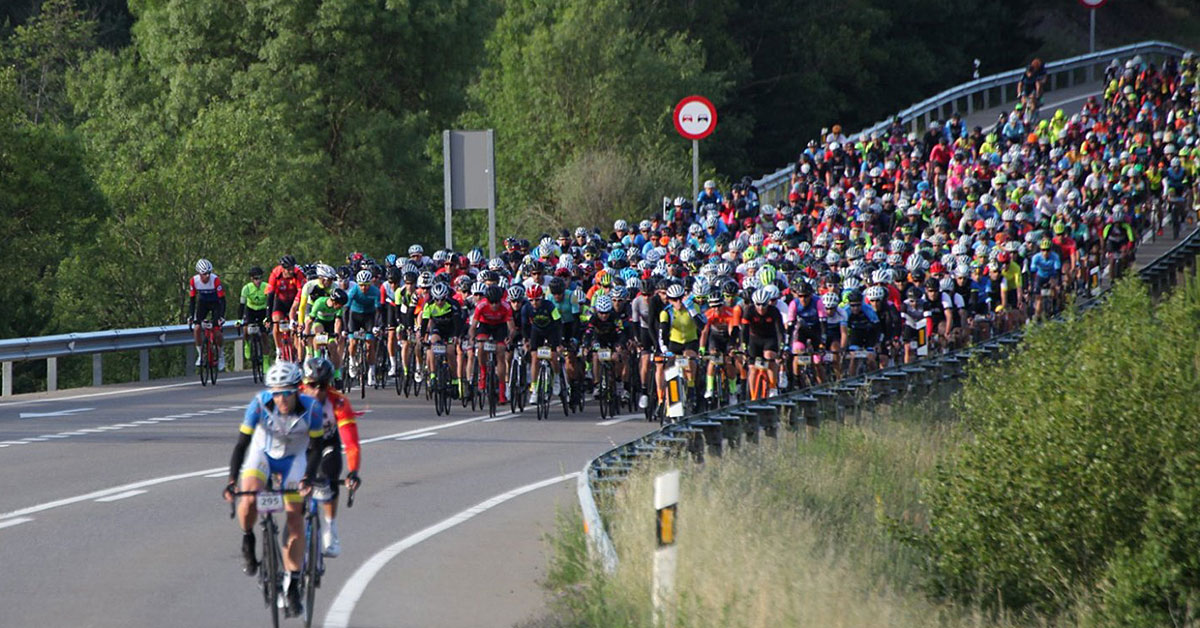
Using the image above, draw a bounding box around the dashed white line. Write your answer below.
[113,424,139,428]
[0,375,254,408]
[76,429,103,434]
[1,440,31,445]
[395,432,435,441]
[0,517,33,530]
[22,437,49,442]
[203,471,230,478]
[39,434,69,439]
[482,412,517,423]
[596,413,640,426]
[133,420,159,425]
[0,466,224,521]
[95,426,122,431]
[94,490,147,503]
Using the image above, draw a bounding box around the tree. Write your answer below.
[459,0,748,236]
[1,0,96,125]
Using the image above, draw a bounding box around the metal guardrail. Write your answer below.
[0,322,239,396]
[578,225,1200,573]
[752,40,1193,206]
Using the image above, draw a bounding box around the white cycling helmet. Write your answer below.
[355,269,373,283]
[821,292,839,309]
[864,285,886,302]
[195,259,213,274]
[316,264,336,279]
[665,284,686,299]
[265,361,302,390]
[408,244,424,256]
[614,219,629,231]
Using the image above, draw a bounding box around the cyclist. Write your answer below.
[189,258,227,371]
[1029,239,1062,319]
[299,358,363,558]
[788,281,827,383]
[305,288,347,376]
[656,282,703,402]
[700,280,742,398]
[391,270,421,382]
[223,361,323,618]
[419,282,465,398]
[522,284,564,404]
[238,266,269,370]
[265,255,305,361]
[866,285,900,367]
[343,269,381,385]
[582,295,628,403]
[292,264,336,357]
[468,286,515,405]
[840,289,881,375]
[740,287,785,397]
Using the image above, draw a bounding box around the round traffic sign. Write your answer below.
[1078,0,1106,8]
[673,95,717,141]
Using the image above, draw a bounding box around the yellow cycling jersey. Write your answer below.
[660,306,699,344]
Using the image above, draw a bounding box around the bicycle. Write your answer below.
[198,320,220,386]
[372,333,390,391]
[277,321,297,364]
[479,339,500,418]
[594,345,619,420]
[746,356,771,401]
[508,344,528,414]
[534,345,553,421]
[644,353,663,423]
[229,479,299,628]
[431,342,452,416]
[245,322,266,384]
[349,329,371,400]
[559,348,578,416]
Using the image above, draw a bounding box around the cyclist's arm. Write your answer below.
[335,401,362,474]
[215,277,227,321]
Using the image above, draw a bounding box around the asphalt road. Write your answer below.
[0,375,657,628]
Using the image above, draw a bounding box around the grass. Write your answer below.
[538,393,1043,627]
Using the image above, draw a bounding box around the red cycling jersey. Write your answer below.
[473,301,513,326]
[266,265,305,303]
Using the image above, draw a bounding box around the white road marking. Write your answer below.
[0,440,30,445]
[76,428,103,434]
[322,473,579,628]
[95,426,122,431]
[481,412,516,423]
[59,431,86,436]
[19,407,95,419]
[394,432,435,441]
[359,413,497,445]
[22,437,49,442]
[595,413,640,426]
[0,376,254,408]
[0,517,33,530]
[94,489,148,503]
[203,471,230,478]
[38,434,69,439]
[133,420,159,425]
[0,466,224,522]
[113,424,139,428]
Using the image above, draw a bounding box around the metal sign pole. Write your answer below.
[487,129,497,259]
[442,130,453,250]
[692,140,699,203]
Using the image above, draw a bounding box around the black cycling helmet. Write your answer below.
[249,266,263,278]
[302,357,334,387]
[337,265,352,280]
[905,286,922,301]
[329,288,348,305]
[924,277,941,292]
[847,288,864,304]
[722,279,739,296]
[548,277,566,295]
[485,286,502,304]
[280,254,296,268]
[403,271,418,284]
[387,267,403,283]
[795,281,813,296]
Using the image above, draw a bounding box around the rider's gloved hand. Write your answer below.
[345,471,362,491]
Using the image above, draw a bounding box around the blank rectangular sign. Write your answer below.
[444,130,494,210]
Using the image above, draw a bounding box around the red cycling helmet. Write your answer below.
[526,284,544,299]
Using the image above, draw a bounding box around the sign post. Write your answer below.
[442,129,497,257]
[1079,0,1107,81]
[652,469,680,627]
[673,96,717,202]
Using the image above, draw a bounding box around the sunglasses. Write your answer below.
[271,389,297,397]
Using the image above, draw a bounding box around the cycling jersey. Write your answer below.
[297,279,328,325]
[266,265,305,303]
[346,282,380,314]
[422,299,464,338]
[308,296,342,323]
[521,299,562,334]
[240,281,267,311]
[583,313,624,346]
[740,304,784,341]
[190,273,226,303]
[473,301,513,326]
[659,304,701,345]
[319,389,362,473]
[239,391,322,461]
[703,303,740,336]
[1030,251,1062,279]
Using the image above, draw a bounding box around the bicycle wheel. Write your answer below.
[209,339,220,385]
[250,336,264,384]
[559,364,570,417]
[303,511,320,628]
[395,346,405,396]
[643,365,655,422]
[487,357,497,418]
[262,518,281,628]
[598,364,610,420]
[536,367,550,420]
[358,343,367,400]
[441,358,452,416]
[509,354,521,414]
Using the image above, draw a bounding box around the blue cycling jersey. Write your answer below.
[240,390,323,459]
[346,283,380,314]
[1030,251,1062,279]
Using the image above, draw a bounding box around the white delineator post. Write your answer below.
[653,469,680,627]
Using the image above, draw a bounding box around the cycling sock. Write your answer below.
[706,374,715,392]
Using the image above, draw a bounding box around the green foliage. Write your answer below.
[459,0,747,237]
[917,275,1200,618]
[0,0,96,125]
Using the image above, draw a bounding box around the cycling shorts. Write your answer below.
[638,327,656,353]
[1032,274,1054,293]
[747,335,779,360]
[195,301,221,323]
[317,441,342,500]
[668,340,699,355]
[244,308,267,327]
[791,325,822,353]
[271,297,293,318]
[239,450,305,504]
[347,311,375,334]
[705,332,730,355]
[475,322,508,343]
[529,327,561,349]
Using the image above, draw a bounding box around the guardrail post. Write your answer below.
[234,339,244,372]
[185,345,196,377]
[2,361,11,397]
[92,353,102,387]
[47,357,57,392]
[139,349,150,382]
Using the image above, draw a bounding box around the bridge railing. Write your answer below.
[752,40,1193,207]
